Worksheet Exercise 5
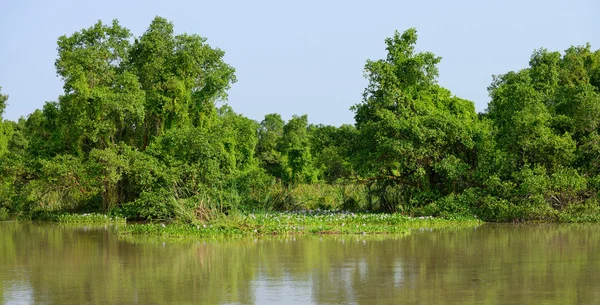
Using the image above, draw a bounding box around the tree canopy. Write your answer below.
[351,29,478,211]
[1,20,600,222]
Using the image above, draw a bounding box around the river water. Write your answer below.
[1,221,599,305]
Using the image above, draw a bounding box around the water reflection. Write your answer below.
[3,275,34,305]
[1,222,599,304]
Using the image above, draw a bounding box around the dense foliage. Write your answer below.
[2,17,600,222]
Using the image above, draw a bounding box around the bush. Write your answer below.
[474,195,520,222]
[416,189,479,218]
[116,190,172,220]
[558,199,600,222]
[548,167,587,209]
[22,155,100,211]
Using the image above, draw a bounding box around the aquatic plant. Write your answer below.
[119,210,480,238]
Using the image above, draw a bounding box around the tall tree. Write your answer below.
[308,124,356,182]
[0,87,11,158]
[487,71,576,171]
[0,86,7,117]
[217,105,259,173]
[55,20,145,154]
[129,16,236,148]
[352,29,478,210]
[280,115,317,185]
[257,113,285,179]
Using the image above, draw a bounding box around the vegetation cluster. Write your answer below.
[2,17,600,224]
[119,210,478,237]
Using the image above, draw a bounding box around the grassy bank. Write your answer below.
[27,212,126,224]
[117,210,481,238]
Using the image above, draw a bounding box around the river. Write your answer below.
[1,221,599,304]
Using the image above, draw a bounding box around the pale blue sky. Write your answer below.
[0,0,598,125]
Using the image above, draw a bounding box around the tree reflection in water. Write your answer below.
[1,222,599,305]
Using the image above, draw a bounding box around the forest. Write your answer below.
[1,16,600,223]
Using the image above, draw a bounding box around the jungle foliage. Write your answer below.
[2,17,600,222]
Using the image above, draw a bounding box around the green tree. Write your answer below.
[22,154,99,211]
[0,88,18,211]
[0,86,7,117]
[88,146,129,211]
[129,16,236,148]
[55,20,145,154]
[487,55,579,174]
[351,29,478,211]
[257,113,285,179]
[481,44,600,213]
[0,119,27,212]
[24,103,65,158]
[217,105,259,173]
[0,87,12,157]
[308,124,356,182]
[280,115,317,185]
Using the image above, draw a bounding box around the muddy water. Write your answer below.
[1,222,599,304]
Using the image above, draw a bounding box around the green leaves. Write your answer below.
[88,146,129,210]
[352,29,478,207]
[0,86,7,118]
[485,45,600,174]
[51,16,237,154]
[55,19,145,153]
[0,17,243,217]
[256,114,321,185]
[130,17,236,145]
[5,21,600,221]
[0,87,11,158]
[24,155,99,211]
[56,19,133,94]
[257,113,285,178]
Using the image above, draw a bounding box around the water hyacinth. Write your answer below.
[119,210,480,238]
[32,212,127,224]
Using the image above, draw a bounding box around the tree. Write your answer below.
[280,115,317,185]
[217,105,259,173]
[308,124,356,182]
[0,119,27,212]
[486,69,576,174]
[481,45,600,211]
[55,20,145,154]
[1,18,245,217]
[485,45,600,176]
[351,29,478,211]
[24,103,65,158]
[129,16,236,148]
[88,146,129,211]
[0,87,11,157]
[23,154,98,211]
[0,86,7,118]
[0,87,16,210]
[257,113,285,179]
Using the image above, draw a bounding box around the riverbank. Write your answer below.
[122,210,480,238]
[28,212,126,224]
[21,210,480,237]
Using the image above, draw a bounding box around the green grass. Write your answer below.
[29,212,126,224]
[118,210,481,238]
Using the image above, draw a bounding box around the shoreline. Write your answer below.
[24,210,481,238]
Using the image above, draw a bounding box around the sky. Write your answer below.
[0,0,598,126]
